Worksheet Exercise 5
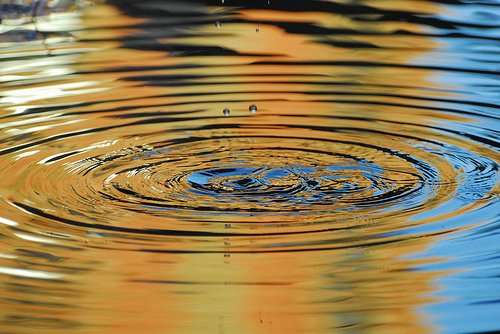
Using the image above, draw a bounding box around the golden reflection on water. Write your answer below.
[0,237,447,333]
[1,1,498,333]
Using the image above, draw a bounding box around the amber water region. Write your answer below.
[0,0,499,333]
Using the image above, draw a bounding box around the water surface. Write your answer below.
[0,0,499,333]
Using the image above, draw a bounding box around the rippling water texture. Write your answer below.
[1,0,499,333]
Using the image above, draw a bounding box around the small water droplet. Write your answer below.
[215,21,221,28]
[249,104,257,113]
[223,108,230,116]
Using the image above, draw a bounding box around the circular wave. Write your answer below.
[1,116,497,247]
[1,2,499,334]
[0,0,498,253]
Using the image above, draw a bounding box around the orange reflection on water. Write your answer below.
[0,1,485,333]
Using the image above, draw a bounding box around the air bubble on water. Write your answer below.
[215,21,221,28]
[223,108,230,116]
[249,104,257,113]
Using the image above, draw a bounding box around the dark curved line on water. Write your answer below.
[85,229,453,254]
[100,81,499,115]
[12,202,372,237]
[286,113,500,149]
[153,127,442,153]
[76,63,208,75]
[105,181,424,213]
[0,120,454,158]
[2,109,496,161]
[12,84,494,121]
[0,125,121,156]
[73,58,498,77]
[42,151,81,164]
[102,97,499,124]
[109,183,424,213]
[339,184,422,206]
[117,41,283,57]
[277,114,500,138]
[250,60,500,76]
[0,52,88,62]
[73,97,494,123]
[311,99,500,123]
[109,147,365,176]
